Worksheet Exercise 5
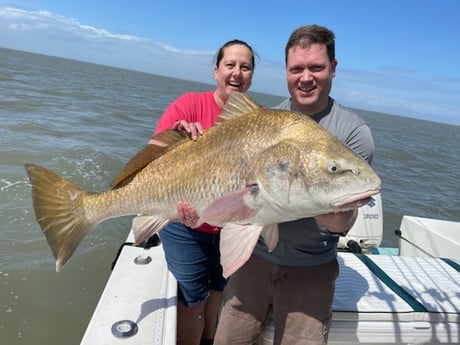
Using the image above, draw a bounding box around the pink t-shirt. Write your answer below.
[154,90,222,234]
[154,90,221,134]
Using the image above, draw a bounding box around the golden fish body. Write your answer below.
[25,92,380,274]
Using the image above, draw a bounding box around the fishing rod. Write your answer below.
[394,229,435,258]
[395,229,460,272]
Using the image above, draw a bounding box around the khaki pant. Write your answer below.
[214,255,339,345]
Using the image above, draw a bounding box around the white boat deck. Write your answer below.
[329,253,459,344]
[335,253,459,320]
[81,240,459,344]
[80,241,177,345]
[260,252,460,344]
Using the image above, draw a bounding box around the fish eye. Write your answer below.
[327,161,339,173]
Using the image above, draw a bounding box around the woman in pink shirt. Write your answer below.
[149,39,256,345]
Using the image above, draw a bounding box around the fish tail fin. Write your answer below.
[25,164,96,272]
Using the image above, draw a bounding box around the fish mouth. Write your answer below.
[331,189,381,209]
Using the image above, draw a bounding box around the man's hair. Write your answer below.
[285,25,336,65]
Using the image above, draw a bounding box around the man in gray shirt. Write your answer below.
[215,25,375,345]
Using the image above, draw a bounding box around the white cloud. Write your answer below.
[0,6,286,94]
[0,7,215,82]
[333,67,460,124]
[0,6,458,125]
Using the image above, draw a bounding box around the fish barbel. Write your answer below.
[25,92,380,276]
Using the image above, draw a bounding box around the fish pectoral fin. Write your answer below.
[132,216,170,244]
[219,223,265,278]
[260,224,279,252]
[198,187,257,225]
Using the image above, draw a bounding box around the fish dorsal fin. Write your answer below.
[260,224,279,252]
[110,129,190,189]
[215,91,260,125]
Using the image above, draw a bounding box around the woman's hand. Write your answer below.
[173,120,204,141]
[177,200,199,228]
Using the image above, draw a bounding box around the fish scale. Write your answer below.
[25,92,380,275]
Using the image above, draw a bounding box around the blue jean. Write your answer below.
[159,222,226,306]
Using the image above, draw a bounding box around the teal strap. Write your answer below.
[353,253,427,312]
[441,258,460,272]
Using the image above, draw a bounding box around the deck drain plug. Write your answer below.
[112,319,138,338]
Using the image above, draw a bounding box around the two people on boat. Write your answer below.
[149,25,374,345]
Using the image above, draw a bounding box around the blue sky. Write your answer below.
[1,0,459,125]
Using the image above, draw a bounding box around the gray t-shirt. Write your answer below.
[253,97,375,266]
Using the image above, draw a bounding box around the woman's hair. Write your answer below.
[214,39,257,69]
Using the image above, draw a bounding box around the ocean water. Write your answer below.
[1,47,459,345]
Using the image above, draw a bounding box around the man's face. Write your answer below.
[286,43,337,116]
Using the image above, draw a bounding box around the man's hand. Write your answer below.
[314,209,358,233]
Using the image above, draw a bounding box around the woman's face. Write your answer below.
[214,44,254,101]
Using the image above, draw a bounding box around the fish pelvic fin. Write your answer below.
[220,223,265,278]
[24,164,95,272]
[111,129,190,189]
[131,215,170,244]
[260,224,279,252]
[215,92,260,125]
